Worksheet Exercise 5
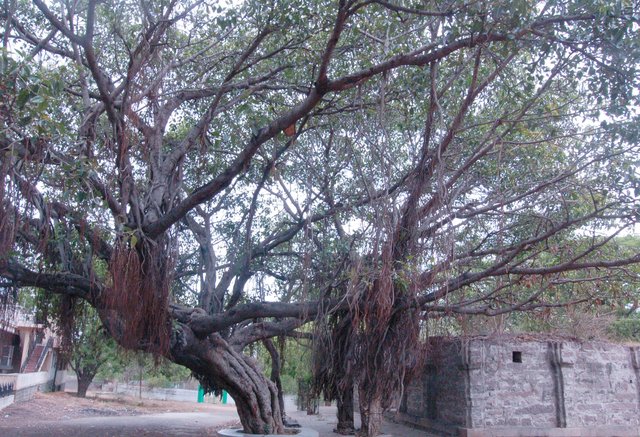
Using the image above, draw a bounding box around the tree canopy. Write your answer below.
[1,0,639,435]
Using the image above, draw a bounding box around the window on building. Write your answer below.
[512,351,522,363]
[0,345,14,368]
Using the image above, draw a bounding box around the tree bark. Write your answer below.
[262,338,286,421]
[358,386,384,437]
[171,325,284,434]
[335,380,355,434]
[76,372,95,398]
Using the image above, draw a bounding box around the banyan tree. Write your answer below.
[2,1,639,435]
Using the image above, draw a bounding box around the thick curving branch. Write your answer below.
[1,259,100,300]
[174,298,343,337]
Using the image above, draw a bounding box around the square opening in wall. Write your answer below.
[512,351,522,363]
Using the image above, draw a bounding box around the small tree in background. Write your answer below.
[66,303,117,397]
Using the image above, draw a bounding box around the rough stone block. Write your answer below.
[405,336,640,435]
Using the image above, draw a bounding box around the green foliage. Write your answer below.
[280,342,312,394]
[67,303,117,375]
[95,349,129,381]
[608,314,640,342]
[97,350,192,388]
[256,337,312,394]
[136,354,192,389]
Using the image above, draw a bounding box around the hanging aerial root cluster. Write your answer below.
[57,294,77,366]
[311,311,354,401]
[105,236,175,357]
[0,158,16,264]
[0,157,18,325]
[348,243,426,430]
[0,204,14,264]
[0,286,17,331]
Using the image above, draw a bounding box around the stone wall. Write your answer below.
[0,370,55,409]
[561,341,640,427]
[468,337,557,428]
[13,384,39,402]
[0,395,14,411]
[398,338,472,434]
[398,335,640,436]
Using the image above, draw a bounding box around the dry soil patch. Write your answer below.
[0,391,239,436]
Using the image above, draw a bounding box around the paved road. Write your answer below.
[288,404,437,437]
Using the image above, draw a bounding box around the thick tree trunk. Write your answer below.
[76,372,94,398]
[262,339,286,420]
[335,380,355,434]
[358,386,384,437]
[171,325,284,434]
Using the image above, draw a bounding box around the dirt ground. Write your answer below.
[1,391,224,423]
[0,391,435,436]
[0,391,240,436]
